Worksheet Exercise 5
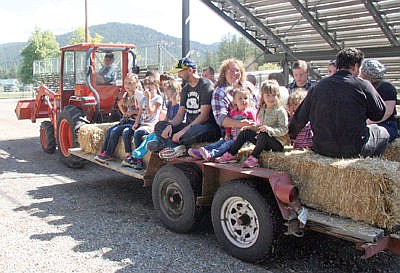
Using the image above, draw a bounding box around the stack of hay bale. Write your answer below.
[256,149,400,229]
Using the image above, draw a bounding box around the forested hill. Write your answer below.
[0,22,218,69]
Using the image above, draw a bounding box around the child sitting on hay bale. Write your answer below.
[187,86,256,161]
[287,89,313,149]
[216,80,290,168]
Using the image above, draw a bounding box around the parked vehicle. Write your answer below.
[1,79,20,92]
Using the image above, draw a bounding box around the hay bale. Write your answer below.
[77,124,105,154]
[257,149,400,229]
[383,138,400,162]
[77,122,138,160]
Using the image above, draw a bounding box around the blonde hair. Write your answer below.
[165,79,181,102]
[287,90,307,109]
[257,80,281,115]
[215,58,246,88]
[124,72,139,85]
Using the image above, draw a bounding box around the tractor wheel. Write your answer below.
[152,164,204,233]
[57,105,86,168]
[40,121,56,154]
[211,180,282,263]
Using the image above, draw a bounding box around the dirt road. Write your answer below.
[1,98,399,272]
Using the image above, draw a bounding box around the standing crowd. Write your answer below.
[95,47,399,169]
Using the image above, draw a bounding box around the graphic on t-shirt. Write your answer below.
[186,91,200,115]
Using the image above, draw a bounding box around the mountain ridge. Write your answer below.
[0,22,219,68]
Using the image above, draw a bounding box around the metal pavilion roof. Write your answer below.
[200,0,400,90]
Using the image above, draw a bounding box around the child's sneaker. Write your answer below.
[121,156,136,167]
[187,148,202,159]
[199,147,212,161]
[133,159,143,170]
[159,145,186,160]
[94,152,112,163]
[242,155,259,168]
[215,152,237,164]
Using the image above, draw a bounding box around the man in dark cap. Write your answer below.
[150,57,220,159]
[289,48,389,158]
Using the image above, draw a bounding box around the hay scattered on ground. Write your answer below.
[258,149,400,229]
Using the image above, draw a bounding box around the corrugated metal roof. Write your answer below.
[200,0,400,90]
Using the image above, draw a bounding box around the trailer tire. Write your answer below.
[211,180,281,263]
[57,105,86,168]
[152,164,203,233]
[40,121,56,154]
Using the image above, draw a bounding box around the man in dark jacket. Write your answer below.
[289,48,389,158]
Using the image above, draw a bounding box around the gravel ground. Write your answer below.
[2,98,400,273]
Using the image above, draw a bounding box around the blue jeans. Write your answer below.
[133,128,149,148]
[102,123,133,156]
[204,138,235,158]
[154,120,221,148]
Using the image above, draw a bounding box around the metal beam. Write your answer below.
[224,0,321,79]
[288,0,341,50]
[262,46,400,63]
[361,0,400,46]
[182,0,190,58]
[199,0,273,54]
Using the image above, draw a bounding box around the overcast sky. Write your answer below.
[0,0,239,44]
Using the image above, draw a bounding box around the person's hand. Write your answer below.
[172,130,184,143]
[240,119,257,127]
[161,124,172,139]
[257,125,268,133]
[240,125,250,132]
[132,123,139,130]
[144,90,151,98]
[224,134,231,141]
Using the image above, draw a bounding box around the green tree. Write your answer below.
[68,27,104,44]
[214,34,263,70]
[20,28,60,83]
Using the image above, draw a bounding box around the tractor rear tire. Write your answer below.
[57,105,86,168]
[211,180,282,263]
[152,164,204,233]
[40,121,56,154]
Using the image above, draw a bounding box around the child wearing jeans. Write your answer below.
[216,80,290,168]
[120,75,163,167]
[126,79,181,169]
[95,73,141,163]
[287,90,313,149]
[188,86,256,161]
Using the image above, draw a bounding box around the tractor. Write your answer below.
[15,43,139,168]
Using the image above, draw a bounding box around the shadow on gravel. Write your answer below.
[4,137,400,272]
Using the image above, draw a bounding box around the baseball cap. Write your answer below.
[170,57,197,74]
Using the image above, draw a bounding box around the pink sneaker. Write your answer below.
[242,155,259,168]
[187,148,202,159]
[199,147,212,161]
[215,152,237,164]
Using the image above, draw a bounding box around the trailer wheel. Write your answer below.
[152,164,203,233]
[57,105,86,168]
[211,180,282,263]
[40,121,56,154]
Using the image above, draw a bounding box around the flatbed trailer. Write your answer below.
[69,147,400,262]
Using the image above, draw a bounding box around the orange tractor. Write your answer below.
[15,43,139,168]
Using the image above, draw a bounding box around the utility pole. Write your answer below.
[85,0,88,43]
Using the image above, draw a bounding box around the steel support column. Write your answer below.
[182,0,190,58]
